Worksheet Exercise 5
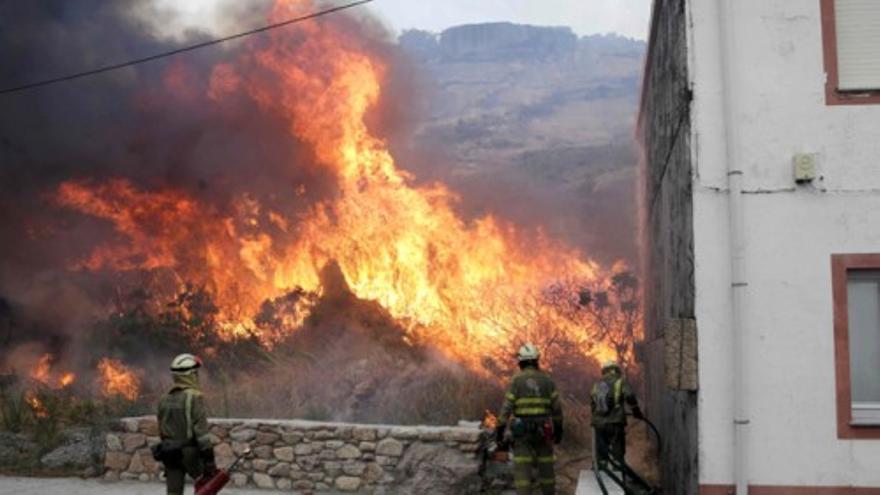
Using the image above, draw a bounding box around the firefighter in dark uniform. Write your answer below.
[495,343,563,494]
[156,353,217,495]
[590,360,643,468]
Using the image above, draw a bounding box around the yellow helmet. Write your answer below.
[601,360,620,372]
[517,343,540,362]
[170,353,202,374]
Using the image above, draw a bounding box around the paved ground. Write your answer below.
[0,476,269,494]
[576,469,625,495]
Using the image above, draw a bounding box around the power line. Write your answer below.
[0,0,374,96]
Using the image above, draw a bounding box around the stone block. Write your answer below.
[252,459,274,472]
[323,460,342,477]
[255,431,279,445]
[274,446,294,462]
[359,441,376,452]
[363,462,384,482]
[215,442,235,467]
[375,438,403,457]
[210,425,228,439]
[390,427,419,440]
[253,445,273,459]
[106,434,122,452]
[232,441,250,456]
[231,472,248,487]
[334,426,353,440]
[122,433,146,453]
[276,478,292,490]
[296,455,319,471]
[342,461,366,476]
[104,452,131,471]
[268,461,290,477]
[253,472,274,489]
[292,480,313,491]
[294,443,312,456]
[325,440,345,449]
[336,445,361,459]
[281,431,303,444]
[352,428,377,442]
[135,448,160,474]
[418,430,442,442]
[335,476,361,492]
[230,427,257,443]
[137,419,158,436]
[127,452,144,473]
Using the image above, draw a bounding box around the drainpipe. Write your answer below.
[717,0,749,493]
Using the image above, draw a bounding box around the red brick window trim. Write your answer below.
[820,0,880,105]
[832,254,880,439]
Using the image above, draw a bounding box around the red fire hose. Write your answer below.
[195,448,252,495]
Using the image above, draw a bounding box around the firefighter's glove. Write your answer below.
[200,448,217,474]
[632,406,645,420]
[553,424,563,445]
[495,425,506,446]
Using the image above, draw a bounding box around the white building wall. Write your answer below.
[688,0,880,487]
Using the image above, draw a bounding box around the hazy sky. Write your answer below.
[369,0,653,40]
[152,0,653,41]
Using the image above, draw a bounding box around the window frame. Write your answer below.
[820,0,880,105]
[832,254,880,439]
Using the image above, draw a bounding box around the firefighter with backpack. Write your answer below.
[590,360,643,468]
[495,343,564,494]
[154,353,217,495]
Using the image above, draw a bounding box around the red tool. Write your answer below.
[195,448,252,495]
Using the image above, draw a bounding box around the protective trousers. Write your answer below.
[594,424,626,467]
[164,446,204,495]
[512,433,555,494]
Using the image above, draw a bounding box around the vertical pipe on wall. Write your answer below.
[717,0,749,493]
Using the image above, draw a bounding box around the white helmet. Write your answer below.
[517,343,540,362]
[170,353,202,374]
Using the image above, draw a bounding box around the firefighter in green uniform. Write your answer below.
[156,353,217,495]
[495,343,563,495]
[590,360,643,468]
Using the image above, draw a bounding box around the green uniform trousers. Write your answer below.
[164,446,204,495]
[512,434,555,495]
[594,424,626,466]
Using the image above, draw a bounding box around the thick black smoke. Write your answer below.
[0,1,366,350]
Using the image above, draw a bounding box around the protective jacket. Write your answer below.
[590,368,639,427]
[157,373,212,451]
[498,366,563,434]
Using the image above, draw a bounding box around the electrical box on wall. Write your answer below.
[793,153,817,184]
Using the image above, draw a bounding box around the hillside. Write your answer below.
[396,23,645,264]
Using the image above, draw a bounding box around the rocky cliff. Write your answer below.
[396,23,645,264]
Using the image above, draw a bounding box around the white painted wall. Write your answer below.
[688,0,880,487]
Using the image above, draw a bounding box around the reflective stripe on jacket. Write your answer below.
[498,367,563,431]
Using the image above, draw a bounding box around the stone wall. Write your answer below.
[103,417,488,494]
[637,0,699,493]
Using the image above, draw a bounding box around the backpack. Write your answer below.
[592,378,621,417]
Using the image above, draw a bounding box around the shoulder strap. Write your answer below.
[613,378,623,406]
[184,389,194,440]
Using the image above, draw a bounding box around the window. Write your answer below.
[832,254,880,438]
[820,0,880,105]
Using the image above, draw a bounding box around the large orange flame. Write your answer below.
[97,358,140,401]
[55,0,623,369]
[29,353,76,389]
